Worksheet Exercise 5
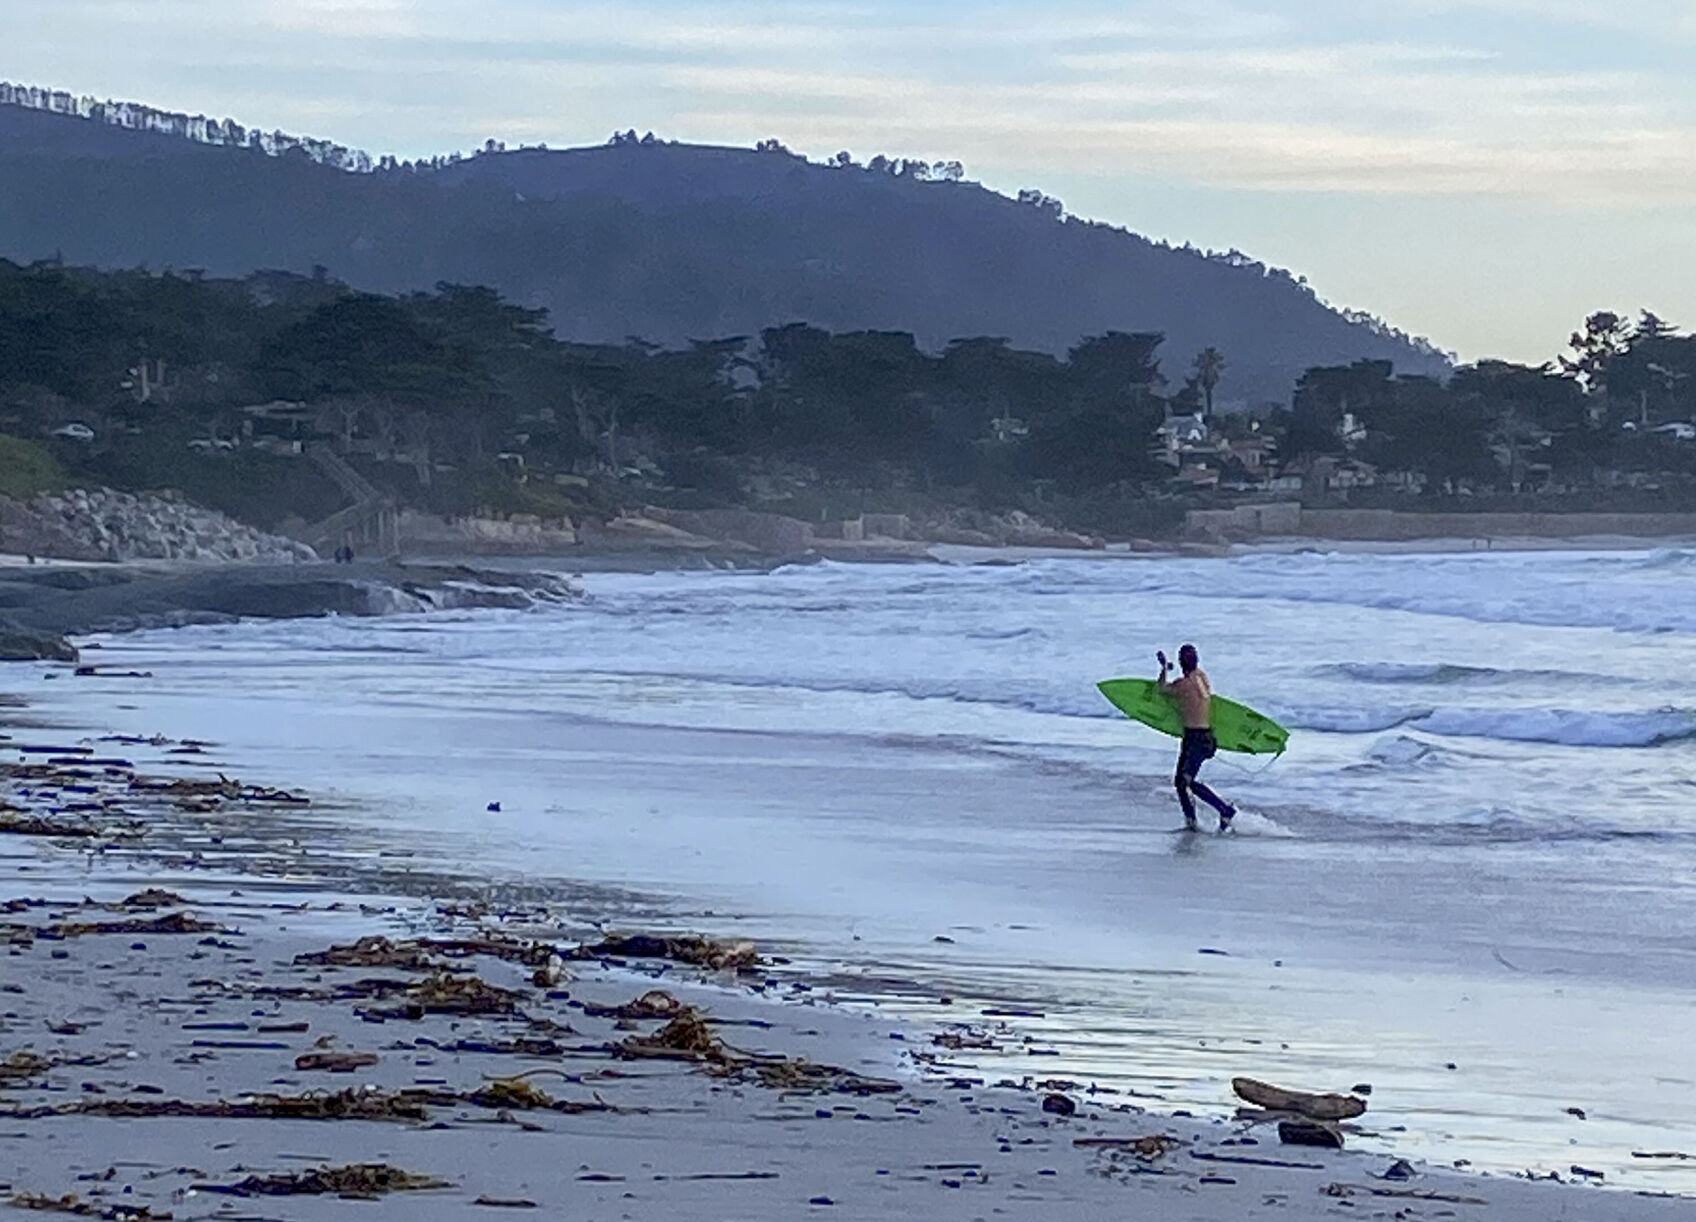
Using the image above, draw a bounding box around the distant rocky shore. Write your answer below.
[0,560,583,662]
[1,488,317,564]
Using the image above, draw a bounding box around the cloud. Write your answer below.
[1405,0,1696,40]
[658,43,1696,208]
[5,0,1694,209]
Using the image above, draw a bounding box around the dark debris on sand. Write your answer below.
[348,971,528,1020]
[193,1163,447,1199]
[610,998,902,1096]
[572,933,760,970]
[8,1193,171,1220]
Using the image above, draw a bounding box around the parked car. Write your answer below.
[51,423,95,442]
[1654,421,1696,441]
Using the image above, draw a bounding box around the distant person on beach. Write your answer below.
[1157,644,1236,832]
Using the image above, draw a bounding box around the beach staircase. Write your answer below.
[299,444,399,558]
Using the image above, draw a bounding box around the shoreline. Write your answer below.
[2,700,1693,1217]
[0,526,1687,664]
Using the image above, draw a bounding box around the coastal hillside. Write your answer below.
[0,93,1448,402]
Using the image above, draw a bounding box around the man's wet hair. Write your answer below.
[1178,644,1199,671]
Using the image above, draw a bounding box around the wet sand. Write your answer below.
[2,709,1693,1218]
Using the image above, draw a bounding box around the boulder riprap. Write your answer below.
[1,488,317,563]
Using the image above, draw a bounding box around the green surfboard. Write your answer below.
[1097,678,1289,756]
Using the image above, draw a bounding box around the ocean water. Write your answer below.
[41,547,1696,1186]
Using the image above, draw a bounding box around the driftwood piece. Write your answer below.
[1232,1077,1366,1121]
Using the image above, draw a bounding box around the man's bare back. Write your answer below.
[1164,668,1213,729]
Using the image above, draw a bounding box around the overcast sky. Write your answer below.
[8,0,1695,364]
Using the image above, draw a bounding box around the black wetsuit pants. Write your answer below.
[1175,728,1231,824]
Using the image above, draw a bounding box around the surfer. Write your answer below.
[1158,644,1237,832]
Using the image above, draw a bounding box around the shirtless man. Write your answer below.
[1157,644,1236,832]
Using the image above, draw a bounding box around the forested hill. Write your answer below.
[0,98,1450,401]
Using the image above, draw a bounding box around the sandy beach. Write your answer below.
[2,729,1691,1221]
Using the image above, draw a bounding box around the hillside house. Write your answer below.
[1301,455,1378,494]
[1153,412,1211,466]
[1224,431,1278,475]
[239,401,323,454]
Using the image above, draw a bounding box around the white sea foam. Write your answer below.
[1411,706,1696,748]
[1223,809,1296,838]
[1366,734,1445,767]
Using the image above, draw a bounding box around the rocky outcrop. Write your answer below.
[0,560,582,642]
[0,621,77,662]
[1,489,317,563]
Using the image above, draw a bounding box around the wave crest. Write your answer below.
[1413,706,1696,749]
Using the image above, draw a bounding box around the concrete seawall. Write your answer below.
[1187,503,1696,541]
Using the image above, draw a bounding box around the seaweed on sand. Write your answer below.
[572,933,760,970]
[0,1087,436,1123]
[296,935,440,972]
[194,1164,446,1199]
[128,776,240,800]
[420,935,559,969]
[614,1008,902,1096]
[297,932,559,974]
[932,1027,1001,1051]
[0,813,103,838]
[351,971,526,1020]
[0,1050,53,1085]
[41,911,217,939]
[8,1193,170,1220]
[749,1058,903,1096]
[113,889,187,910]
[582,989,690,1020]
[1,1079,609,1124]
[463,1074,610,1114]
[0,1049,117,1085]
[425,1035,575,1056]
[126,775,308,807]
[617,1011,725,1063]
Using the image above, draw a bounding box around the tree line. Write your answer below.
[1285,310,1696,494]
[1,259,1693,528]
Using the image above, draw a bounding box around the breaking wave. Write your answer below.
[1287,701,1695,748]
[1411,706,1696,749]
